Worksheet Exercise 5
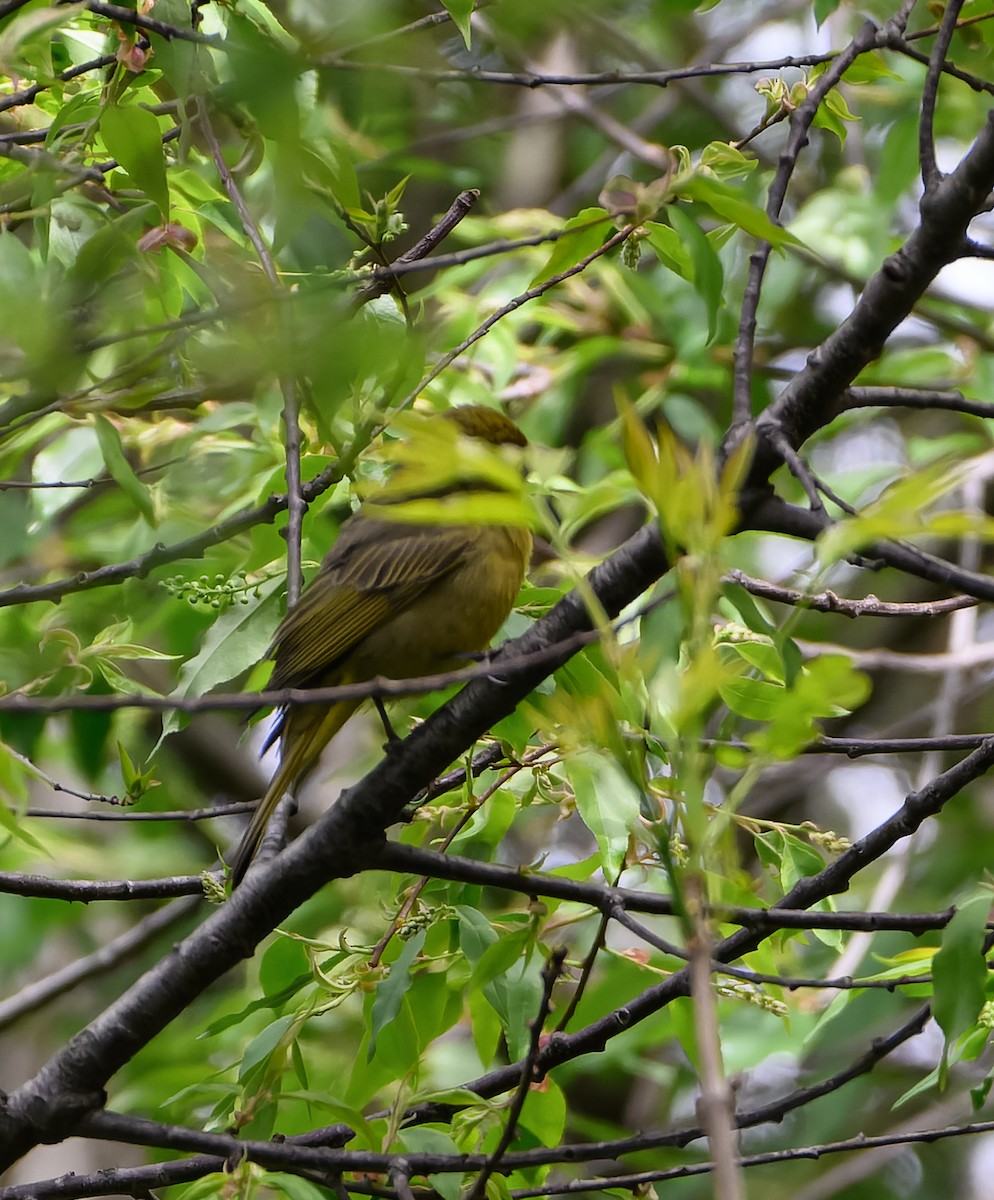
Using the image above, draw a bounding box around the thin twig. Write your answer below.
[0,896,202,1032]
[0,444,360,610]
[508,1117,994,1196]
[797,638,994,673]
[0,628,603,714]
[317,56,844,90]
[731,19,883,425]
[613,907,934,992]
[83,0,219,44]
[0,459,178,491]
[397,224,634,410]
[351,189,481,310]
[844,384,994,418]
[553,904,612,1033]
[724,568,977,617]
[0,53,117,116]
[368,746,553,968]
[390,1164,418,1200]
[24,802,257,822]
[375,843,968,937]
[765,426,825,514]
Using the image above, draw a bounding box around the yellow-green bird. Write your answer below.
[230,406,531,884]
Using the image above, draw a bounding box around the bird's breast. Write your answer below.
[348,522,530,679]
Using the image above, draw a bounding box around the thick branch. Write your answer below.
[0,524,669,1169]
[741,108,994,478]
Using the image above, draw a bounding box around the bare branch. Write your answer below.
[0,897,201,1033]
[919,0,966,189]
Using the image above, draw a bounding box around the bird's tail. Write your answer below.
[228,759,297,887]
[229,697,361,887]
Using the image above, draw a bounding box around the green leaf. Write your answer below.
[66,205,149,286]
[259,935,310,999]
[290,1038,308,1089]
[568,753,640,877]
[699,142,758,180]
[896,1024,992,1107]
[661,205,724,343]
[679,174,802,248]
[519,1077,567,1151]
[745,655,871,759]
[439,0,474,49]
[645,220,693,278]
[0,489,30,570]
[0,4,85,73]
[116,740,138,791]
[933,891,990,1049]
[282,1092,378,1147]
[620,400,659,499]
[812,86,860,145]
[368,928,425,1061]
[721,583,777,638]
[46,92,101,148]
[449,786,516,851]
[972,1074,994,1112]
[300,143,361,212]
[200,974,311,1037]
[238,1014,295,1080]
[0,800,47,853]
[265,1175,329,1200]
[817,459,968,564]
[168,1173,232,1200]
[873,114,921,207]
[0,747,46,854]
[92,414,157,526]
[457,904,498,964]
[717,632,784,683]
[100,102,170,220]
[814,0,843,24]
[720,675,783,721]
[363,489,532,530]
[399,1127,465,1200]
[159,573,285,742]
[842,51,902,84]
[225,14,300,142]
[530,209,612,287]
[470,926,533,988]
[754,830,825,892]
[485,959,543,1061]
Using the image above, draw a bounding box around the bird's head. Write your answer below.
[361,405,531,526]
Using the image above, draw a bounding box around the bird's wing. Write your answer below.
[269,515,473,690]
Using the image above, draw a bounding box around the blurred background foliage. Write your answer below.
[4,1,994,1197]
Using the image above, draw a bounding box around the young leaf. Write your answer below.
[644,220,694,278]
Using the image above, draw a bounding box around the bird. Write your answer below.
[229,405,531,885]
